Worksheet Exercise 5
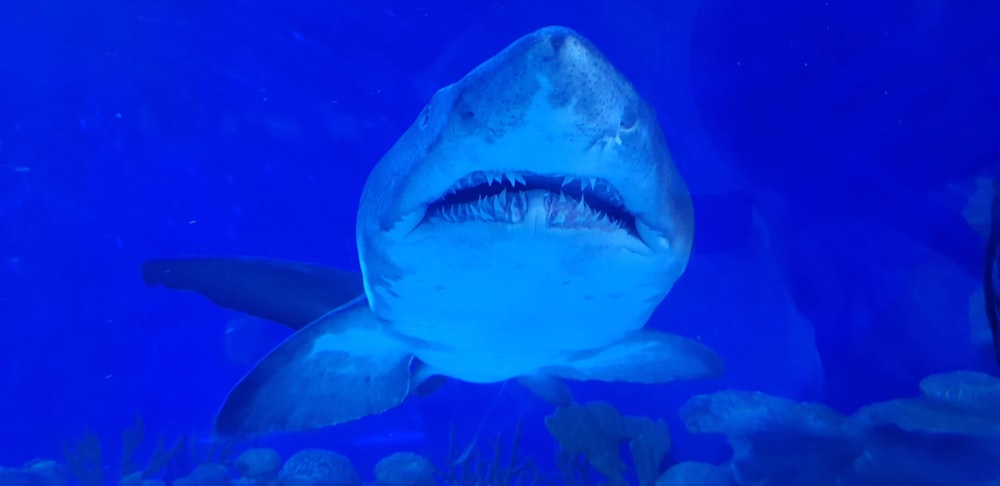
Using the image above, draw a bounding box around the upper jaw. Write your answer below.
[373,167,688,267]
[398,169,682,252]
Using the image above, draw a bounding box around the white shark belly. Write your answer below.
[371,221,668,383]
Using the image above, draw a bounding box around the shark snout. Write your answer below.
[546,27,570,54]
[523,28,646,137]
[531,26,597,60]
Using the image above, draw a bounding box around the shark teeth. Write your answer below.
[436,188,516,224]
[441,171,624,206]
[432,189,624,232]
[428,171,632,233]
[447,171,528,195]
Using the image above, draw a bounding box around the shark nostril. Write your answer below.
[418,106,432,129]
[549,34,567,54]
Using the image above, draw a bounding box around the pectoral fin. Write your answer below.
[542,330,724,384]
[141,256,365,329]
[214,296,414,438]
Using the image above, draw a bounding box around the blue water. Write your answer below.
[2,0,999,484]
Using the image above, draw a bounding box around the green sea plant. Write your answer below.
[63,413,184,486]
[443,418,551,486]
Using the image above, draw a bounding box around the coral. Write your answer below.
[623,416,670,486]
[23,459,70,486]
[233,448,281,484]
[547,402,627,485]
[174,463,231,486]
[373,452,435,486]
[545,401,673,486]
[277,449,359,486]
[680,390,849,438]
[679,370,1000,485]
[680,390,865,484]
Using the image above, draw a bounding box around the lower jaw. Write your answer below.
[409,217,655,259]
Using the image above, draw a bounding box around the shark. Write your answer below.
[142,25,724,438]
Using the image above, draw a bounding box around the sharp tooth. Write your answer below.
[511,202,523,223]
[562,177,574,188]
[514,173,526,186]
[589,178,598,191]
[559,192,569,204]
[494,191,507,213]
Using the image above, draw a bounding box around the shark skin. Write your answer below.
[143,25,724,438]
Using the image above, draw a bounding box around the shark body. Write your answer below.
[143,26,723,437]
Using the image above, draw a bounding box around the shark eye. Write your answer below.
[619,109,637,131]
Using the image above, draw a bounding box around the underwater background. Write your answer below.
[2,0,999,484]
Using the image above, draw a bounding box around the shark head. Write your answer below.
[356,26,694,382]
[142,26,720,438]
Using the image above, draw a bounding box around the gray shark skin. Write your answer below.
[142,25,723,438]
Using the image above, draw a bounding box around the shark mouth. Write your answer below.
[425,171,638,236]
